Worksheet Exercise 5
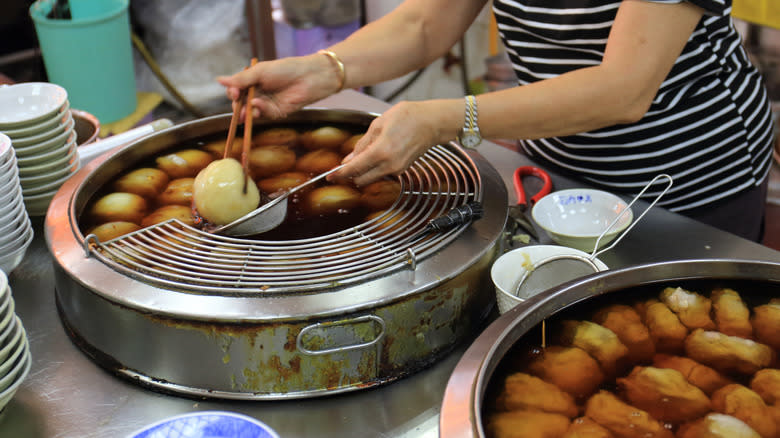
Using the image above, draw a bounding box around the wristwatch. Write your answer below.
[458,95,482,149]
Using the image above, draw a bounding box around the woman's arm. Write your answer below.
[218,0,487,119]
[477,0,706,140]
[332,0,706,185]
[328,0,488,89]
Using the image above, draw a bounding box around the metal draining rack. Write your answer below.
[83,145,482,294]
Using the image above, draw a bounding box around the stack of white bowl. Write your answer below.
[0,82,80,216]
[0,271,32,412]
[0,134,33,274]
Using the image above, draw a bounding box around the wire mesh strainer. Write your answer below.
[514,174,673,299]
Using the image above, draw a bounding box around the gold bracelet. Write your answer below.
[318,49,346,92]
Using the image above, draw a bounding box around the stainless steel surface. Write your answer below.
[2,90,779,437]
[50,108,504,399]
[439,259,780,438]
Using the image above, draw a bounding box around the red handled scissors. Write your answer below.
[507,166,553,240]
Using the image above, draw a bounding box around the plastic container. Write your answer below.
[29,0,136,124]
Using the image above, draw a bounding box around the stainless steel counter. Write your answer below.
[2,90,778,438]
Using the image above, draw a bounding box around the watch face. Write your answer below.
[460,133,481,149]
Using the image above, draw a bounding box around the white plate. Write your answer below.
[0,83,68,128]
[128,411,279,438]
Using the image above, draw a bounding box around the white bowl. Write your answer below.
[16,135,76,168]
[0,134,11,162]
[0,299,14,347]
[0,330,26,380]
[12,126,74,158]
[0,207,28,247]
[0,198,28,241]
[10,114,74,149]
[18,144,78,178]
[0,334,29,395]
[23,191,58,217]
[0,271,6,302]
[0,319,22,364]
[532,188,633,252]
[0,225,33,260]
[19,154,79,188]
[0,181,22,208]
[491,245,609,314]
[1,102,71,138]
[0,346,31,413]
[0,227,32,273]
[0,82,68,128]
[0,154,18,189]
[21,168,76,197]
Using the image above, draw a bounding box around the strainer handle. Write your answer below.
[591,174,673,259]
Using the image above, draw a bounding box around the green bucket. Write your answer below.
[30,0,137,124]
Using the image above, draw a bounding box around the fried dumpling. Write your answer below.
[562,417,614,438]
[752,300,780,351]
[635,299,688,353]
[652,354,732,396]
[711,288,753,339]
[558,320,630,377]
[749,368,780,405]
[616,366,711,424]
[711,384,776,438]
[592,304,655,364]
[677,413,762,438]
[583,391,673,438]
[685,329,773,376]
[485,410,571,438]
[495,372,579,418]
[659,287,716,331]
[527,346,605,399]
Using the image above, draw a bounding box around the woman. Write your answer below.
[218,0,775,242]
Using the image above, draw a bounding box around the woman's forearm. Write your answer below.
[327,0,488,89]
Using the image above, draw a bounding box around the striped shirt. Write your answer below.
[494,0,774,212]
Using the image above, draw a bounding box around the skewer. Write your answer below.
[241,58,259,193]
[223,69,249,159]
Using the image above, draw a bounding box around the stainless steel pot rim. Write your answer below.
[46,109,509,322]
[441,257,780,438]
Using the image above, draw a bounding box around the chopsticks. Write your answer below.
[222,58,259,194]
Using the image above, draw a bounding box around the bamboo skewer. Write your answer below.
[222,89,245,159]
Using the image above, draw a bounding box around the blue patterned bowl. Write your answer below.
[129,411,279,438]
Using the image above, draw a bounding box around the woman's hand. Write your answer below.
[328,99,461,187]
[217,53,342,119]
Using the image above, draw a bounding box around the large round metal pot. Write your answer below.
[439,258,780,437]
[46,108,508,400]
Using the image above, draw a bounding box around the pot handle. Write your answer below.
[296,315,386,356]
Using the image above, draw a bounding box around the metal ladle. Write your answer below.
[514,173,673,299]
[210,164,345,236]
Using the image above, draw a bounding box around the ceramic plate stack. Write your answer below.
[0,270,31,413]
[0,82,79,216]
[0,134,33,275]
